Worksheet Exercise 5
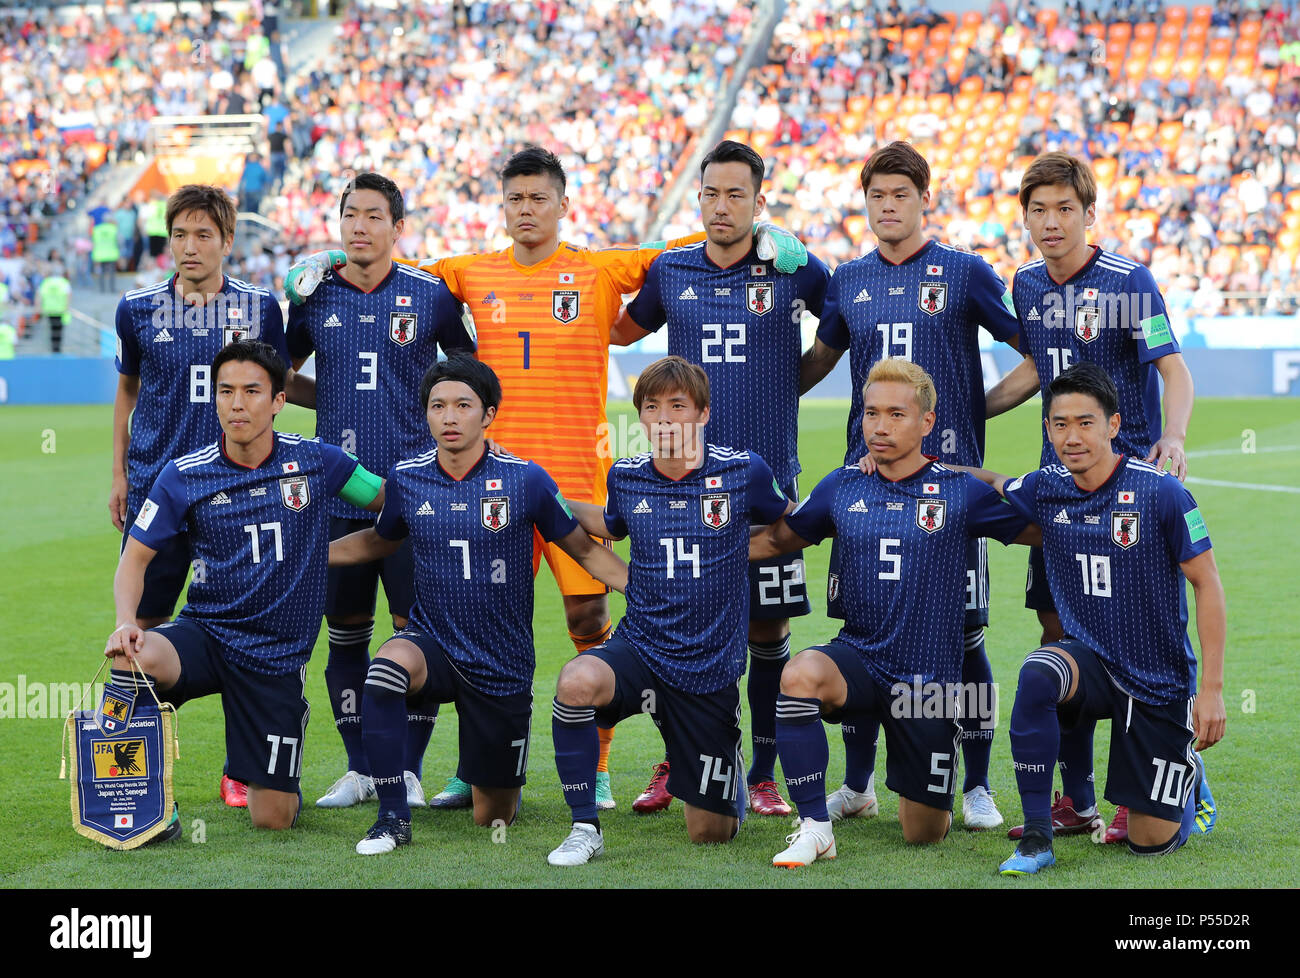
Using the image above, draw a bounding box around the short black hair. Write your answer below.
[700,139,766,195]
[212,340,286,396]
[500,145,566,196]
[1046,361,1119,419]
[340,172,404,223]
[419,353,502,414]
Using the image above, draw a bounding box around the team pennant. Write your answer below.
[93,682,136,736]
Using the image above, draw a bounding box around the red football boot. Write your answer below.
[748,781,793,816]
[631,761,673,813]
[1101,805,1129,843]
[1006,792,1102,839]
[220,774,249,808]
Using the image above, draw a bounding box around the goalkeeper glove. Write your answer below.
[754,222,808,274]
[284,249,348,305]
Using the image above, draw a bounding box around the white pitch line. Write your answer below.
[1186,445,1300,458]
[1185,476,1300,494]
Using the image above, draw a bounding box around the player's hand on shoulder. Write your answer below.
[1193,687,1226,751]
[754,221,808,274]
[109,474,128,532]
[284,249,348,305]
[1145,436,1187,481]
[105,622,145,659]
[857,453,877,475]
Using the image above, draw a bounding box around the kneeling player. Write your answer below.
[329,355,628,853]
[749,359,1036,866]
[105,341,385,830]
[547,356,793,865]
[970,363,1225,875]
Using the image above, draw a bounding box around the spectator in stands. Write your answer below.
[37,260,70,354]
[239,154,270,215]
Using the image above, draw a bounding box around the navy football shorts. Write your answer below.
[397,628,532,789]
[584,635,744,819]
[152,616,309,792]
[123,501,192,621]
[828,536,990,629]
[1051,637,1198,825]
[326,516,416,621]
[1025,545,1057,612]
[815,640,962,811]
[749,478,810,621]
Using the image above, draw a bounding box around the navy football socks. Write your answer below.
[326,621,373,776]
[960,628,996,793]
[361,658,412,822]
[746,637,789,785]
[552,699,599,826]
[775,694,829,821]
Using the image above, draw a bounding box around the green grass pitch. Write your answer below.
[2,397,1297,888]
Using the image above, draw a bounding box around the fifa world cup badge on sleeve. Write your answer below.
[62,661,179,849]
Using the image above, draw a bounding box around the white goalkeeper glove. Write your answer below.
[284,249,348,305]
[754,222,809,274]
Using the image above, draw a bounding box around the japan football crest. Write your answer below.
[827,573,840,602]
[1111,511,1139,549]
[279,475,310,511]
[552,290,580,324]
[223,325,250,346]
[916,498,946,533]
[746,281,774,316]
[481,496,509,532]
[389,311,417,346]
[701,492,730,529]
[1075,306,1100,343]
[919,282,947,315]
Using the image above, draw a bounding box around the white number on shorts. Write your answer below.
[757,559,805,605]
[928,751,952,794]
[659,537,701,579]
[450,539,471,579]
[512,737,529,777]
[878,538,902,580]
[698,754,734,799]
[1149,758,1188,806]
[1074,553,1112,597]
[243,521,284,563]
[266,734,300,777]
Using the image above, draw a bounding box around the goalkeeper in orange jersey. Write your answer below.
[287,146,808,809]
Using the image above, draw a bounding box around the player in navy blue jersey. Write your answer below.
[104,341,385,831]
[984,153,1200,843]
[797,141,1026,829]
[964,363,1224,875]
[285,173,474,811]
[609,140,831,817]
[547,357,792,865]
[749,359,1036,867]
[109,184,288,810]
[326,355,627,854]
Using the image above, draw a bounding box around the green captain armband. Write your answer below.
[638,239,667,251]
[339,465,384,507]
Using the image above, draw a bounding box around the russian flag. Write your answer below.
[53,109,97,144]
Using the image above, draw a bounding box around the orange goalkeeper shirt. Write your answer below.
[410,236,700,505]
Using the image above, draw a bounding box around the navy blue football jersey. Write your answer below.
[115,275,289,513]
[1013,247,1179,466]
[129,433,359,675]
[1002,456,1211,704]
[626,242,830,488]
[786,460,1027,689]
[816,240,1019,466]
[605,446,790,694]
[286,261,473,519]
[375,448,579,696]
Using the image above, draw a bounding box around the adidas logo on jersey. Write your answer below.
[417,501,434,516]
[1027,307,1041,320]
[1054,508,1071,524]
[633,498,652,514]
[210,491,231,505]
[848,498,868,513]
[853,289,872,303]
[678,286,698,300]
[323,314,342,329]
[153,328,173,342]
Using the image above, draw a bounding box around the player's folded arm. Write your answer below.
[750,517,815,562]
[554,526,628,594]
[567,499,622,541]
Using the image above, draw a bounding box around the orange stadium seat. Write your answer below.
[995,196,1020,224]
[1117,176,1142,201]
[1107,39,1128,62]
[954,92,977,114]
[1247,244,1270,266]
[1240,18,1262,41]
[1150,56,1176,80]
[1130,39,1153,60]
[930,23,952,46]
[843,215,869,239]
[940,127,963,148]
[1130,122,1157,142]
[1108,22,1132,43]
[1209,36,1233,58]
[1283,212,1300,231]
[955,25,977,47]
[961,11,982,28]
[1007,91,1030,113]
[1034,91,1055,114]
[929,93,952,114]
[967,196,992,221]
[1176,55,1203,80]
[1231,53,1256,75]
[1084,22,1106,40]
[1134,22,1158,42]
[1158,120,1183,144]
[1037,8,1058,31]
[1012,75,1034,93]
[1093,157,1119,185]
[904,27,927,52]
[1260,69,1280,92]
[1205,57,1228,81]
[1186,22,1208,44]
[1155,39,1180,59]
[1159,19,1184,40]
[1165,5,1188,25]
[960,76,984,94]
[1278,230,1300,254]
[1191,5,1213,24]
